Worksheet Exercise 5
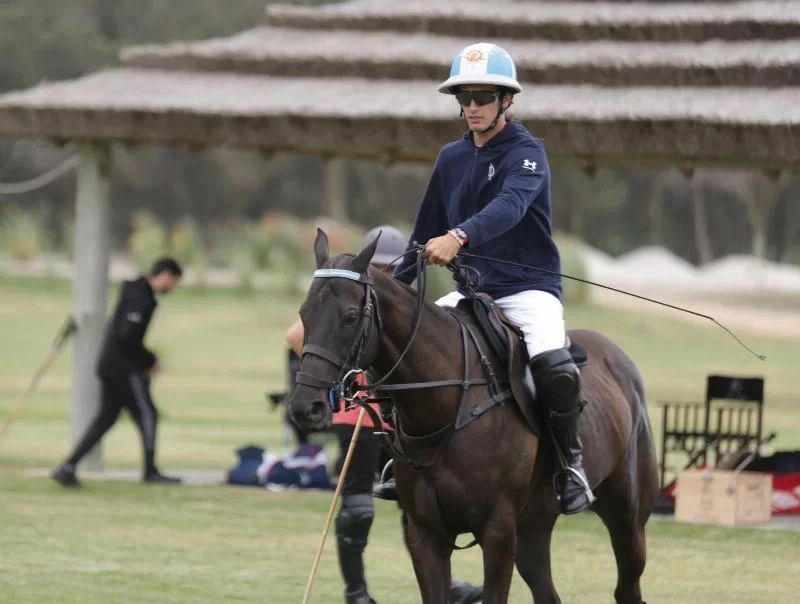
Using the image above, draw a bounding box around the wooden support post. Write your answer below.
[70,143,112,471]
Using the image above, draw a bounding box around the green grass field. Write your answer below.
[1,275,798,603]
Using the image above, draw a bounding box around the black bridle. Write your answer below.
[294,252,433,411]
[294,267,379,410]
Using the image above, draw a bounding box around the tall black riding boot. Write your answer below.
[529,348,595,515]
[337,494,377,603]
[547,406,594,514]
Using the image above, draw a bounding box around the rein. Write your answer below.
[454,250,766,361]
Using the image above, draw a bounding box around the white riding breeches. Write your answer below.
[436,290,566,359]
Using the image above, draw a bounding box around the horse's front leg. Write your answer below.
[403,511,452,604]
[479,505,518,604]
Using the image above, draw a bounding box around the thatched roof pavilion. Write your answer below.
[0,0,797,468]
[0,1,797,169]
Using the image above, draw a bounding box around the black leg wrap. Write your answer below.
[336,494,376,601]
[529,348,595,515]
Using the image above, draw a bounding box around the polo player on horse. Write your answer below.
[374,42,595,516]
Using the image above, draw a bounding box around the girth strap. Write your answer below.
[424,473,479,551]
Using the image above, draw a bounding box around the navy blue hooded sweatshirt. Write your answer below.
[395,120,562,301]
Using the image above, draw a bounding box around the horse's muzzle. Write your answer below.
[287,391,331,432]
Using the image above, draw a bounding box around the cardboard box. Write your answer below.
[675,469,772,526]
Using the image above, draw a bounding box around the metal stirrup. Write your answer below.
[552,467,594,503]
[379,459,394,484]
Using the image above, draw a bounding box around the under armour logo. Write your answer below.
[488,163,495,181]
[522,159,537,172]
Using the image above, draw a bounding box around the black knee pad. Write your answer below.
[529,348,581,414]
[336,494,374,552]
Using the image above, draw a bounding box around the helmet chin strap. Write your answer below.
[477,103,505,135]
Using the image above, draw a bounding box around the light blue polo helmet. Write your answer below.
[438,42,522,95]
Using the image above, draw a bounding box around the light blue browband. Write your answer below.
[313,268,373,284]
[313,269,362,281]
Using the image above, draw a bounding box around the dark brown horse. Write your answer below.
[288,230,658,604]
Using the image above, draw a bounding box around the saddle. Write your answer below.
[452,293,589,439]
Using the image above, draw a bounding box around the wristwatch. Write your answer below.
[448,227,469,247]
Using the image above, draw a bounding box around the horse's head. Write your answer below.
[287,228,383,432]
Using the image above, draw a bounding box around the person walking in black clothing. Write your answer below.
[52,257,184,487]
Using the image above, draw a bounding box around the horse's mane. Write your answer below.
[327,253,356,269]
[327,252,459,328]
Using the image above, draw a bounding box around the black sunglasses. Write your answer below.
[455,90,502,107]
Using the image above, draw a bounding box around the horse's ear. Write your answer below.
[351,231,380,274]
[314,228,330,269]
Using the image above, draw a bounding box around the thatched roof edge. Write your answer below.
[1,106,797,172]
[120,27,800,88]
[264,1,800,42]
[0,69,797,171]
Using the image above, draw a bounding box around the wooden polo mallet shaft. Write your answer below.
[302,405,367,604]
[0,316,77,444]
[0,353,59,442]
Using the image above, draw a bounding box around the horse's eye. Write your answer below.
[345,310,359,325]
